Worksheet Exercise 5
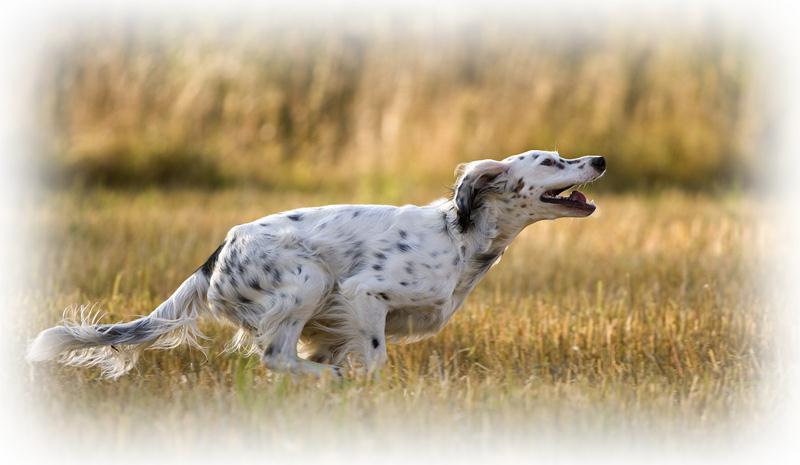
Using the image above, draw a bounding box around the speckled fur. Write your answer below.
[28,150,605,378]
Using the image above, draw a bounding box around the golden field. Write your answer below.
[37,17,762,193]
[17,188,772,448]
[14,15,777,452]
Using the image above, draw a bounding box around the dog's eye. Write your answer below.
[540,159,554,166]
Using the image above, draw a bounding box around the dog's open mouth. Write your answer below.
[540,185,596,213]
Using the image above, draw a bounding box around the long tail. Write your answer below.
[27,247,221,378]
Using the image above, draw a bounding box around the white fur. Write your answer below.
[27,150,605,378]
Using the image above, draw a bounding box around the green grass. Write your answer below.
[16,188,772,448]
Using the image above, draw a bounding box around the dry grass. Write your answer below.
[6,9,779,458]
[37,17,763,192]
[16,187,772,450]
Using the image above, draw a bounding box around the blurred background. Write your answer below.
[11,6,780,457]
[36,12,764,196]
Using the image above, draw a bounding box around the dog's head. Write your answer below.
[454,150,606,231]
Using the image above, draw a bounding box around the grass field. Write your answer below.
[16,187,771,452]
[39,17,761,193]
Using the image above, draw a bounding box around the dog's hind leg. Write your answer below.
[254,265,341,377]
[260,317,340,377]
[208,236,340,376]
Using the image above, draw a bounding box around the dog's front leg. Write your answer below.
[337,285,389,377]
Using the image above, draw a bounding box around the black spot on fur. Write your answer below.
[556,162,565,170]
[264,344,275,357]
[400,281,409,286]
[397,243,410,253]
[371,337,380,349]
[352,211,360,218]
[567,159,579,164]
[237,293,252,304]
[346,241,364,259]
[287,214,303,221]
[372,264,383,271]
[199,242,225,277]
[378,292,390,301]
[473,252,501,272]
[96,319,152,340]
[374,252,387,260]
[348,248,364,260]
[399,230,407,239]
[248,278,262,291]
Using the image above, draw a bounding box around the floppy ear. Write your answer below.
[453,159,508,232]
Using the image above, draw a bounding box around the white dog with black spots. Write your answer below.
[28,150,606,378]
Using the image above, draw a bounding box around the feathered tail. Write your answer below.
[27,271,212,379]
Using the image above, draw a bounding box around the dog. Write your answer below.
[27,150,605,378]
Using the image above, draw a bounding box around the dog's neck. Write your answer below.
[444,196,531,301]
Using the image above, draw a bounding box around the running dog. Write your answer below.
[27,150,606,378]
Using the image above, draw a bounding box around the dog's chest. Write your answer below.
[377,244,471,338]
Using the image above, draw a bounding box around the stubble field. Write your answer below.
[16,187,771,452]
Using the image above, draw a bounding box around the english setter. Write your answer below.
[28,150,606,378]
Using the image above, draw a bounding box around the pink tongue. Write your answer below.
[568,190,587,203]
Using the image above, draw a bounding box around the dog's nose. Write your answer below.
[591,156,606,172]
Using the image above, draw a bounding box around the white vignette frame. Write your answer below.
[0,1,798,464]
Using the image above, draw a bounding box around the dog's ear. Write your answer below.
[453,159,508,232]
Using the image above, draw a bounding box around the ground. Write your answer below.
[16,188,771,451]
